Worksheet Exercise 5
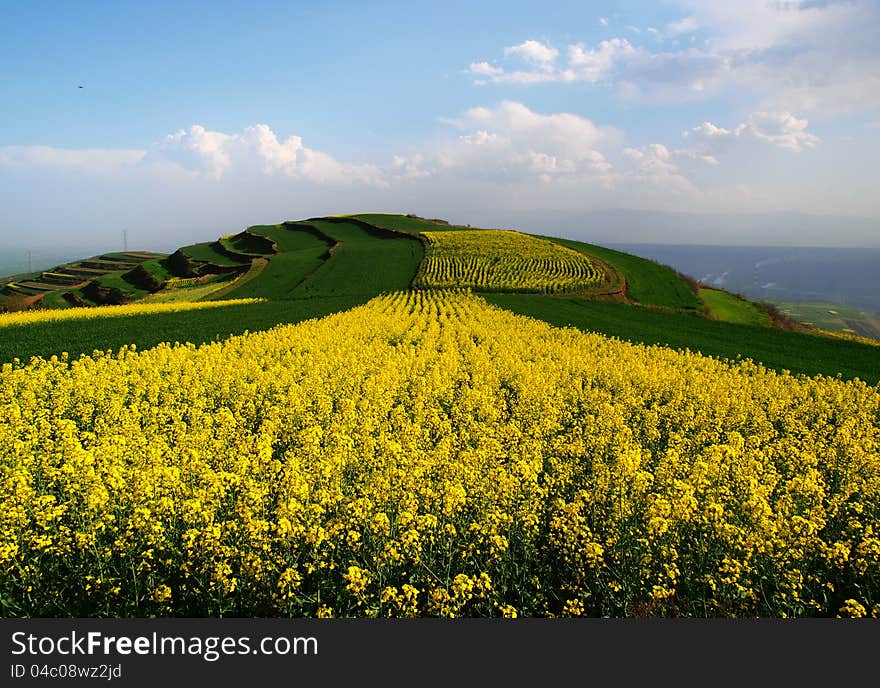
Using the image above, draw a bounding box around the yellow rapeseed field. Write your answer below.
[0,299,264,328]
[1,291,878,617]
[415,230,604,293]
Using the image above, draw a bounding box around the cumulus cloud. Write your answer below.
[683,111,820,154]
[152,126,233,178]
[393,101,617,184]
[622,143,697,193]
[0,124,386,188]
[469,37,637,85]
[564,39,637,82]
[1,106,621,192]
[743,112,820,150]
[504,40,559,66]
[3,102,875,253]
[469,61,504,79]
[147,124,386,186]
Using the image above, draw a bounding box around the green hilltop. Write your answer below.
[1,213,878,383]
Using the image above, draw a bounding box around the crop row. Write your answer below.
[1,291,878,617]
[414,230,605,293]
[0,298,263,329]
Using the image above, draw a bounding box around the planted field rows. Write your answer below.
[415,230,606,294]
[0,298,263,329]
[3,291,878,618]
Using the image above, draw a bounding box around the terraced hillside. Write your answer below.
[3,213,879,385]
[353,214,697,308]
[209,218,423,301]
[0,251,170,311]
[348,212,476,234]
[212,223,334,300]
[289,218,423,298]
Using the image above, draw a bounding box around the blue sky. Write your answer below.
[1,0,878,253]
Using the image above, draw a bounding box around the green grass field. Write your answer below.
[142,276,237,303]
[548,237,702,311]
[1,252,171,312]
[95,272,150,299]
[290,219,423,298]
[485,293,880,384]
[219,235,268,256]
[699,287,771,326]
[0,296,370,363]
[247,224,323,252]
[179,242,249,267]
[37,291,73,309]
[218,225,333,300]
[136,258,174,283]
[349,213,474,235]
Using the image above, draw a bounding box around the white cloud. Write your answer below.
[666,16,699,36]
[744,112,820,151]
[0,124,387,190]
[0,108,618,191]
[622,143,697,193]
[390,153,431,180]
[146,124,386,186]
[599,17,609,26]
[3,104,876,251]
[468,38,636,85]
[153,125,233,178]
[641,0,880,111]
[683,111,820,153]
[469,61,504,78]
[624,142,671,164]
[563,39,637,82]
[686,121,733,140]
[466,1,880,113]
[395,101,618,184]
[504,40,559,66]
[673,148,720,165]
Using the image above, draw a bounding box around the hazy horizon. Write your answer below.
[2,208,880,266]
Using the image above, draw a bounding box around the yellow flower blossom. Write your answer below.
[0,290,878,618]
